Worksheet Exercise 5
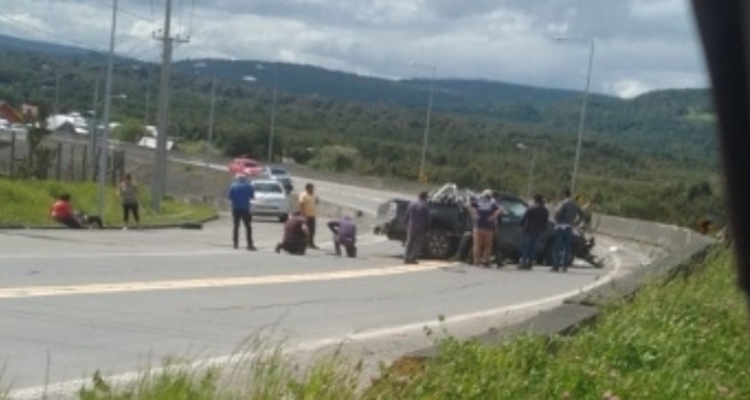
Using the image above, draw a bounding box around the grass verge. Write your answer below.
[8,248,750,399]
[0,178,217,228]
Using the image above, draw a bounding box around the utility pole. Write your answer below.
[95,0,119,218]
[151,0,188,212]
[268,66,278,163]
[144,67,150,126]
[54,70,60,116]
[88,78,99,179]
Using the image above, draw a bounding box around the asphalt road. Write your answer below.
[0,213,654,399]
[2,136,657,398]
[174,157,409,215]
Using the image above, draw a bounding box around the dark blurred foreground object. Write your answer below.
[691,1,750,303]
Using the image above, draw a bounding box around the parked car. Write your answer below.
[228,156,263,177]
[250,179,290,222]
[262,166,293,194]
[373,183,599,267]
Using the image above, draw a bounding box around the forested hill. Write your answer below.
[0,33,714,159]
[0,34,722,225]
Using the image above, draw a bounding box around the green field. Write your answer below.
[12,246,740,400]
[0,178,217,228]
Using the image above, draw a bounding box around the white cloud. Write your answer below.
[0,0,709,98]
[606,79,652,98]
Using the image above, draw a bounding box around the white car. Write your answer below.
[251,179,290,222]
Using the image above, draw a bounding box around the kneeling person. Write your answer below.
[328,215,357,257]
[276,211,309,255]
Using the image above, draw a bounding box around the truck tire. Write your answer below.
[423,229,453,259]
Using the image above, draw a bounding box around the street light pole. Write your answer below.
[205,77,216,167]
[517,143,537,199]
[268,65,278,164]
[411,62,436,182]
[96,0,119,218]
[556,36,596,195]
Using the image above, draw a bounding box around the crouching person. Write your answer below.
[328,215,357,257]
[275,211,309,255]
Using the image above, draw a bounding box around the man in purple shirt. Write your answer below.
[328,215,358,257]
[403,191,430,264]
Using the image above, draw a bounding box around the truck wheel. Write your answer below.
[424,229,453,259]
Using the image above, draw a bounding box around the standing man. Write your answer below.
[298,183,320,249]
[118,173,141,230]
[552,189,585,272]
[276,211,309,255]
[328,215,357,257]
[467,189,503,267]
[518,194,550,270]
[403,191,430,264]
[227,173,256,251]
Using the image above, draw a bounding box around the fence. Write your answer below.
[0,129,126,184]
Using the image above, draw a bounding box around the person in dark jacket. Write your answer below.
[552,189,585,272]
[227,173,256,250]
[518,194,550,270]
[328,215,357,257]
[276,211,309,255]
[403,191,430,264]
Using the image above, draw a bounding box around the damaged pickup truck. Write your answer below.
[373,183,599,267]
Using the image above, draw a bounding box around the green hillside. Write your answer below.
[0,34,722,226]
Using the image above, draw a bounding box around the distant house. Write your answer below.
[53,121,77,136]
[0,102,24,124]
[21,104,39,119]
[47,113,90,135]
[138,136,177,151]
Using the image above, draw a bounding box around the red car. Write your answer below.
[228,157,263,177]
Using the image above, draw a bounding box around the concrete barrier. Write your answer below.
[404,213,718,361]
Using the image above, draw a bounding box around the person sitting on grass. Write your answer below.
[49,193,82,229]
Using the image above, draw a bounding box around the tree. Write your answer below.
[112,121,145,143]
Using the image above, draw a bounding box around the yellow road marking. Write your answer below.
[0,262,450,299]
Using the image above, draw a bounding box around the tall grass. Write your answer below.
[0,178,216,227]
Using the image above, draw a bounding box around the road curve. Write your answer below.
[1,215,653,399]
[2,139,657,399]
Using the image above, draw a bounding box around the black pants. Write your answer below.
[279,238,306,255]
[334,239,357,258]
[232,208,253,248]
[56,216,83,229]
[453,231,473,262]
[306,217,317,246]
[123,203,140,224]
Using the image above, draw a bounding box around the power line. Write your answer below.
[88,0,154,24]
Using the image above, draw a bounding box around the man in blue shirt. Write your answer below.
[227,173,256,250]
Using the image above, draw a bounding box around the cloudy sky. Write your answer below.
[0,0,708,98]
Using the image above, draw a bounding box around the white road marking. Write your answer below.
[8,248,627,400]
[0,261,447,299]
